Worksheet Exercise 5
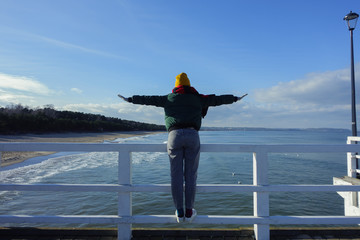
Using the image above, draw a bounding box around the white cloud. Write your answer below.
[245,66,360,129]
[0,72,53,95]
[62,103,106,114]
[253,67,351,105]
[28,33,130,60]
[39,36,124,59]
[0,72,56,107]
[70,88,83,94]
[1,27,130,60]
[0,92,35,103]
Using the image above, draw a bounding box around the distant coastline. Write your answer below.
[1,105,350,135]
[200,127,351,132]
[0,105,165,135]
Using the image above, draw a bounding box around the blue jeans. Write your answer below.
[167,128,200,210]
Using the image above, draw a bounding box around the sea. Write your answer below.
[0,129,354,228]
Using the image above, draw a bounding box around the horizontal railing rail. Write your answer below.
[2,215,360,225]
[2,142,360,152]
[2,183,360,192]
[1,142,360,240]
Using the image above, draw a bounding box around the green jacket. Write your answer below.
[131,91,237,131]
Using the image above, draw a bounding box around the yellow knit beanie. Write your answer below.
[175,73,190,87]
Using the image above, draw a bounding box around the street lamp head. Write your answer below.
[344,11,359,31]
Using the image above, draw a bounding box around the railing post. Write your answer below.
[118,150,132,240]
[347,138,358,178]
[347,138,359,207]
[253,150,269,240]
[347,152,357,178]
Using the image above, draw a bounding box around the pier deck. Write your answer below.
[1,227,360,240]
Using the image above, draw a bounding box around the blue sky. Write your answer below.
[0,0,359,129]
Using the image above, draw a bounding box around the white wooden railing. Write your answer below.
[347,136,360,178]
[1,142,360,240]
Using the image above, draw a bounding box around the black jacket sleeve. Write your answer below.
[131,95,168,108]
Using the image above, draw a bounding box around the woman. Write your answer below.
[118,72,246,223]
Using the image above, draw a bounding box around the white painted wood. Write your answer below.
[346,138,359,209]
[2,141,360,240]
[0,143,167,152]
[347,152,357,178]
[3,183,360,194]
[1,214,360,225]
[118,150,132,240]
[253,151,269,240]
[2,142,360,153]
[334,177,360,216]
[3,183,360,192]
[347,136,360,143]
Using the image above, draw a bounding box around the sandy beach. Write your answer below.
[0,131,163,167]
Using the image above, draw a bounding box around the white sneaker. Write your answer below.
[184,209,197,223]
[175,210,184,223]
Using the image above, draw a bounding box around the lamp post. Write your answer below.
[344,11,359,136]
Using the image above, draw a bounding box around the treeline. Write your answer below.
[0,104,165,134]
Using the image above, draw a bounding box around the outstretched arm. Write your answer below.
[204,93,248,106]
[118,94,167,107]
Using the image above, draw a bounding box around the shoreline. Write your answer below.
[0,131,164,167]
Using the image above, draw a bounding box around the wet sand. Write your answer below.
[0,131,162,167]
